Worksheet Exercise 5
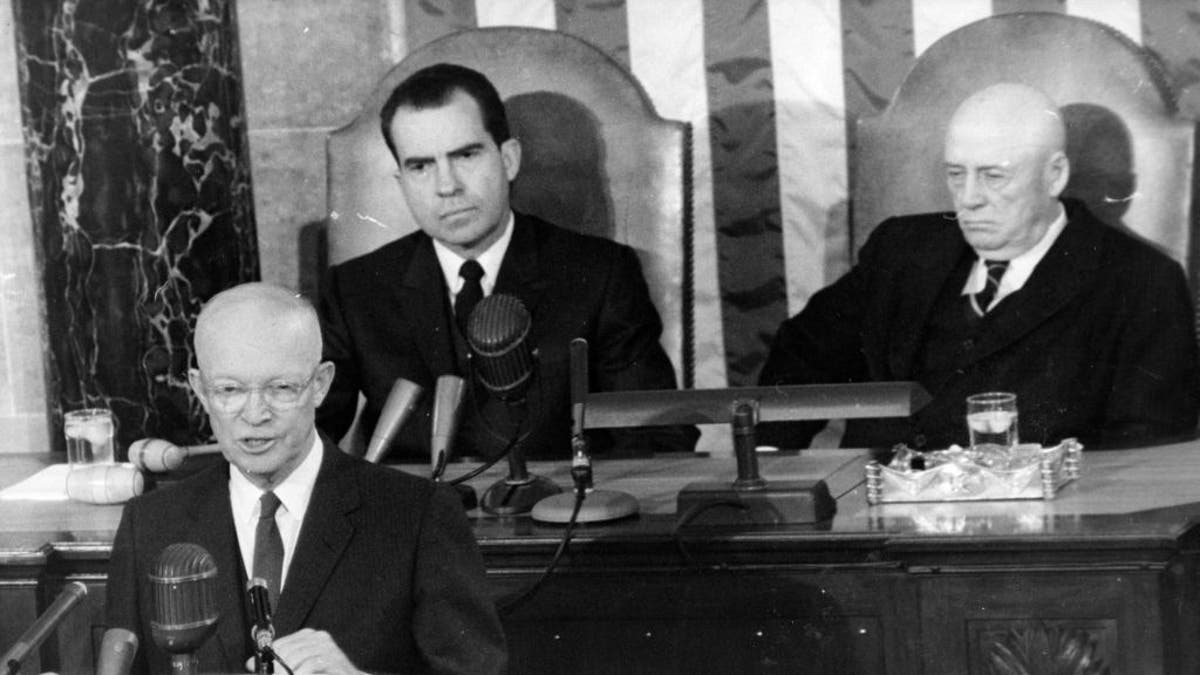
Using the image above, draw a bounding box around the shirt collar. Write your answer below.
[432,210,514,298]
[964,202,1068,297]
[229,432,324,523]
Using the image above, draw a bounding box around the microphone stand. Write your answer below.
[480,399,561,515]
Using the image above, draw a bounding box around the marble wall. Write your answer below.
[8,0,258,453]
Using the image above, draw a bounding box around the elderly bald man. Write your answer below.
[759,82,1199,450]
[106,282,506,675]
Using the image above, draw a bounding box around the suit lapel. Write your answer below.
[399,235,460,374]
[885,226,970,378]
[272,441,358,635]
[973,216,1099,360]
[182,465,244,667]
[494,214,550,321]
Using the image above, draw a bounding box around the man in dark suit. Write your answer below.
[759,82,1199,450]
[317,63,696,462]
[106,283,506,674]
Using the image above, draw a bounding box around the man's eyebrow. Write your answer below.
[448,142,485,157]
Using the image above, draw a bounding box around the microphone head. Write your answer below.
[149,543,219,655]
[96,628,139,675]
[365,378,425,463]
[466,294,536,401]
[430,374,466,473]
[128,438,186,472]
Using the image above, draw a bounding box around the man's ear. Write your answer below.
[188,369,212,414]
[500,137,521,182]
[310,361,337,408]
[1046,150,1070,198]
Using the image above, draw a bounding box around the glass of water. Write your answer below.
[63,408,116,467]
[965,392,1018,452]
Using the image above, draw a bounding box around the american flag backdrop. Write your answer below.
[398,0,1200,395]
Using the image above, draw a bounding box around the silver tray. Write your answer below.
[865,439,1083,504]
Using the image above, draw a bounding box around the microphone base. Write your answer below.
[676,479,836,525]
[531,489,639,524]
[453,482,478,510]
[481,474,561,516]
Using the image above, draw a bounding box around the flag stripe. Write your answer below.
[474,0,556,30]
[770,0,849,317]
[912,0,990,56]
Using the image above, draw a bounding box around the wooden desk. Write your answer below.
[3,446,1199,673]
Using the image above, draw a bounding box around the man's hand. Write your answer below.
[244,628,362,675]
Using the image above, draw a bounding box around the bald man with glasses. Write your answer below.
[106,282,506,675]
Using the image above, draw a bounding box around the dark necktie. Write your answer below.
[455,259,485,333]
[253,491,284,607]
[971,259,1009,316]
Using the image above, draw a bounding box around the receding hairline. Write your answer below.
[194,283,322,366]
[946,82,1066,155]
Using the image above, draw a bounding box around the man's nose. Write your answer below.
[240,388,274,422]
[957,173,987,207]
[435,160,462,196]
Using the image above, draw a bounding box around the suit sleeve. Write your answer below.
[106,500,151,675]
[1102,258,1200,445]
[316,265,364,444]
[592,245,699,454]
[756,224,881,449]
[411,484,508,675]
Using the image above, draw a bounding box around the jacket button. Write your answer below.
[913,433,927,448]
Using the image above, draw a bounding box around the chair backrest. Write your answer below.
[855,13,1197,282]
[326,27,694,386]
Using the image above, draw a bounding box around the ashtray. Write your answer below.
[864,439,1083,504]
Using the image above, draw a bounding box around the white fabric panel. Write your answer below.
[912,0,991,56]
[627,0,725,391]
[768,0,849,315]
[1067,0,1143,45]
[474,0,556,30]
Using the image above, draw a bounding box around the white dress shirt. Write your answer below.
[432,210,515,303]
[961,204,1068,311]
[229,433,323,593]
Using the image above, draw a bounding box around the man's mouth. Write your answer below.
[440,206,476,221]
[239,437,276,452]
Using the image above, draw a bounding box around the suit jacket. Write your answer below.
[106,437,507,674]
[759,200,1200,450]
[317,212,698,461]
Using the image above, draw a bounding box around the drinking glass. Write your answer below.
[965,392,1018,451]
[63,408,116,467]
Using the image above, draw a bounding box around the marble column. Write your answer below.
[12,0,258,453]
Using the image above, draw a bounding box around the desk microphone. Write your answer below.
[128,439,222,473]
[466,294,560,514]
[365,378,424,463]
[66,463,145,504]
[430,374,465,477]
[532,338,639,523]
[96,628,139,675]
[1,581,87,675]
[149,543,219,675]
[246,578,276,674]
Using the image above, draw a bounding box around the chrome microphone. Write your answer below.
[128,439,222,473]
[149,543,219,675]
[466,294,536,402]
[365,378,424,463]
[96,628,139,675]
[246,578,276,674]
[430,374,465,477]
[0,581,87,674]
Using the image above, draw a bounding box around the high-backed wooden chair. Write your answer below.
[326,27,694,387]
[855,13,1197,294]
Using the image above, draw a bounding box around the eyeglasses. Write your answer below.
[202,367,321,415]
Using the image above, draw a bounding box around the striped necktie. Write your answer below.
[971,259,1009,316]
[253,491,284,608]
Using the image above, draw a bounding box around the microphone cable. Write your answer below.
[443,373,537,487]
[498,463,589,616]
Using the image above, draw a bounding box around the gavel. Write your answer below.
[128,438,223,473]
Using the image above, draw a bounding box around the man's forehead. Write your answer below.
[391,97,489,155]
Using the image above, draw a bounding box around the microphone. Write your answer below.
[96,628,139,675]
[531,338,639,523]
[365,378,424,463]
[246,578,276,674]
[149,543,219,675]
[66,463,145,504]
[128,439,222,473]
[1,581,87,675]
[430,374,465,476]
[465,294,561,514]
[466,293,536,402]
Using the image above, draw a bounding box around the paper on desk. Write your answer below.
[0,463,70,501]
